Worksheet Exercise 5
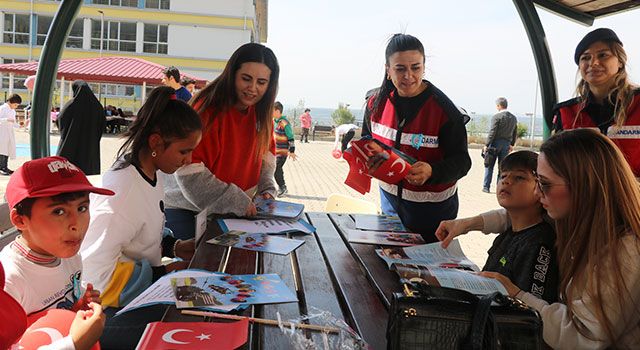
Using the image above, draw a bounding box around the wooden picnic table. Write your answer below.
[161,212,404,349]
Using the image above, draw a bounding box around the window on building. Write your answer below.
[3,14,30,45]
[92,0,138,7]
[37,17,83,48]
[143,24,168,54]
[89,82,135,97]
[91,20,136,52]
[145,0,170,10]
[0,58,28,89]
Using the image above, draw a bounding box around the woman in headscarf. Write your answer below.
[57,80,106,175]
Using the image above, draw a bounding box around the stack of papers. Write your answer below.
[115,269,242,316]
[218,218,315,235]
[253,197,304,220]
[376,240,508,296]
[346,229,424,246]
[171,273,298,308]
[207,231,304,255]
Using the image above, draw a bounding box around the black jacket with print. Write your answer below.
[483,221,559,303]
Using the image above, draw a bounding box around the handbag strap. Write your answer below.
[467,292,501,350]
[408,282,479,305]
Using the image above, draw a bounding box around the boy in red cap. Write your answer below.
[0,156,114,317]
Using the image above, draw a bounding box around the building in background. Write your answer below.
[0,0,268,110]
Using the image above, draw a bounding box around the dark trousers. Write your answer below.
[341,130,356,152]
[483,139,511,191]
[0,155,8,170]
[381,189,459,243]
[301,128,309,142]
[165,208,197,240]
[275,156,287,188]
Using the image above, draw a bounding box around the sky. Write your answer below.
[266,0,639,115]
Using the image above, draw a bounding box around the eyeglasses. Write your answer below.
[534,174,566,196]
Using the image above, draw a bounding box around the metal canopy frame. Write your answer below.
[28,1,637,158]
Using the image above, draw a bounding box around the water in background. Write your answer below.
[285,107,545,138]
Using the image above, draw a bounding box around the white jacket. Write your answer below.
[0,103,16,158]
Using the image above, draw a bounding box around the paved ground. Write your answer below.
[1,129,501,266]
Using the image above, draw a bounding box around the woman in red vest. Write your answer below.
[163,43,279,240]
[362,34,471,242]
[553,28,640,177]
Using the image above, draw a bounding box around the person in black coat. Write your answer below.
[57,80,105,175]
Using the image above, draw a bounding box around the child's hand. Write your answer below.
[72,284,101,311]
[245,202,257,217]
[435,219,469,248]
[175,239,195,260]
[478,272,521,297]
[70,302,106,350]
[166,260,190,272]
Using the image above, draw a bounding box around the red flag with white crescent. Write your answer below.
[18,309,100,350]
[342,145,372,194]
[135,319,249,350]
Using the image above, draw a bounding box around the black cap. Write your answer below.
[574,28,622,64]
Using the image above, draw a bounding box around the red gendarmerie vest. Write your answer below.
[556,91,640,177]
[368,89,457,203]
[192,104,276,192]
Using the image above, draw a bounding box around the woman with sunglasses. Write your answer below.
[553,28,640,177]
[437,129,640,348]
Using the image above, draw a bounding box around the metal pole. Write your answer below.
[531,79,539,149]
[98,10,104,57]
[29,0,34,61]
[512,0,559,141]
[30,0,83,159]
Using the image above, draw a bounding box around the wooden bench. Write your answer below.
[311,125,333,141]
[161,212,401,349]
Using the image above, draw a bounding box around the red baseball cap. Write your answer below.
[5,156,114,209]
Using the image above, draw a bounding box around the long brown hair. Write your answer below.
[575,41,637,128]
[540,129,640,345]
[191,43,279,158]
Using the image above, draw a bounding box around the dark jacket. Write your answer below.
[486,110,517,146]
[57,80,105,175]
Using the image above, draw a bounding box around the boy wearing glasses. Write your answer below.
[436,151,559,302]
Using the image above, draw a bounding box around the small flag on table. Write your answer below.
[135,319,248,350]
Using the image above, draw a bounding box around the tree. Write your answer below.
[284,99,305,127]
[331,103,355,125]
[516,123,528,139]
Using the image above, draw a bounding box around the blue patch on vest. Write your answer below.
[410,134,423,150]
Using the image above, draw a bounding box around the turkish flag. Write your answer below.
[342,139,412,193]
[342,146,372,194]
[135,319,249,350]
[18,309,100,350]
[371,149,411,184]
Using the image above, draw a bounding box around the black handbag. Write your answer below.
[482,146,498,167]
[386,283,544,350]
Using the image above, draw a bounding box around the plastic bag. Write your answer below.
[278,307,370,350]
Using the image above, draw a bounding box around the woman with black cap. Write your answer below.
[553,28,640,177]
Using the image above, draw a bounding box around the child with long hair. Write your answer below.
[163,43,279,239]
[441,129,640,347]
[81,86,201,308]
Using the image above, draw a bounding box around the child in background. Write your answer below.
[0,93,22,175]
[272,101,296,197]
[436,151,559,303]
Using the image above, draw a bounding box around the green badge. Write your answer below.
[499,257,507,266]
